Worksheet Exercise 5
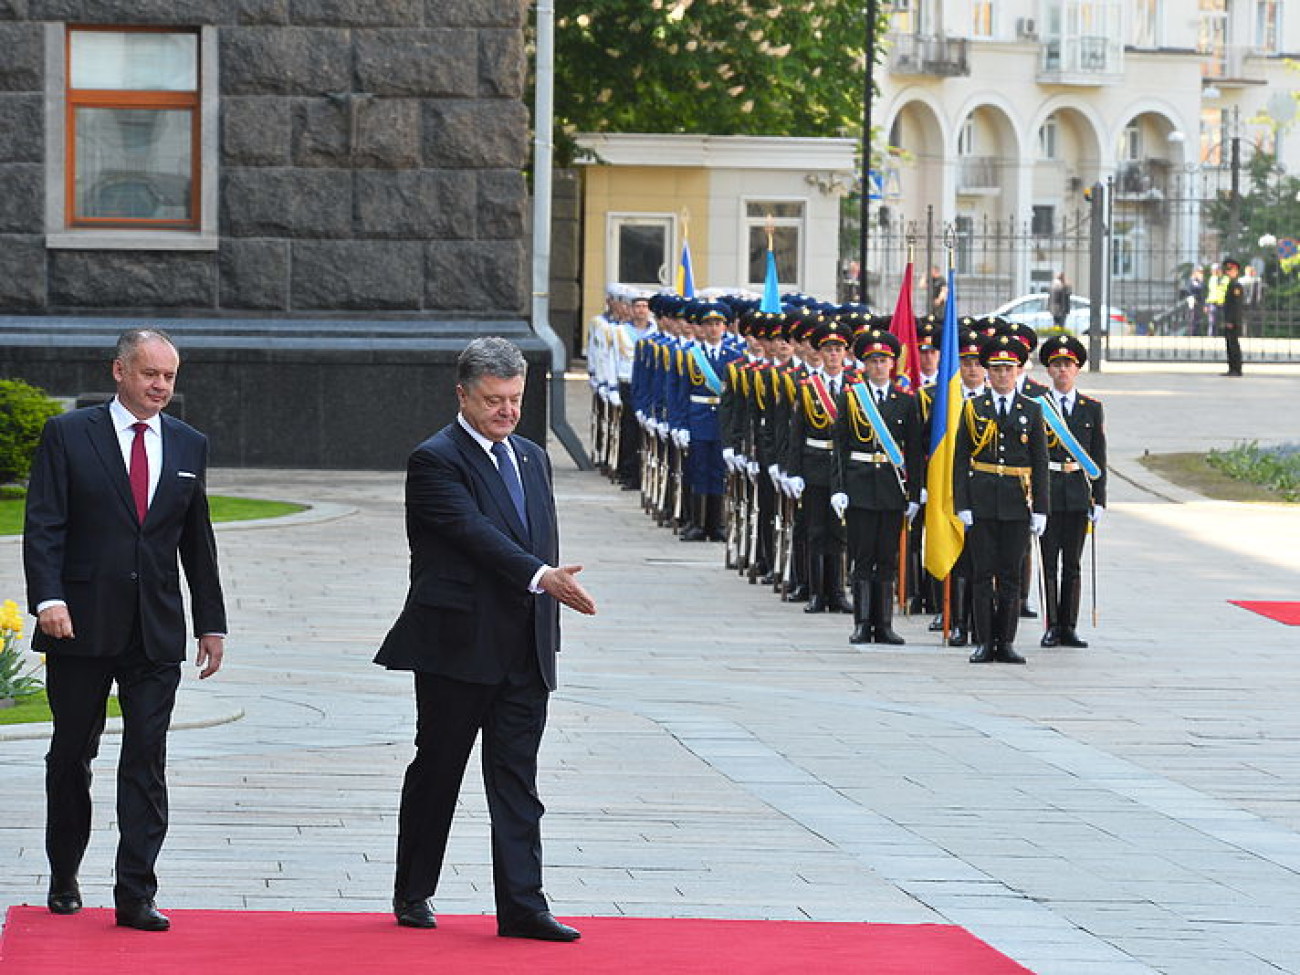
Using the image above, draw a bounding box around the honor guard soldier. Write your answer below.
[997,319,1048,619]
[954,334,1049,664]
[672,301,744,541]
[942,328,991,645]
[786,316,856,613]
[611,292,656,490]
[831,328,922,644]
[1038,334,1107,648]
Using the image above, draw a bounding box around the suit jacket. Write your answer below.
[831,380,923,509]
[1047,394,1107,512]
[23,404,226,662]
[375,422,563,690]
[953,391,1049,520]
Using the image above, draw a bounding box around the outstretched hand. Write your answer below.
[540,565,597,615]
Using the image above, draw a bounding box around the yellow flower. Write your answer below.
[0,599,23,638]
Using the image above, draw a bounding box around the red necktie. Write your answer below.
[129,422,149,523]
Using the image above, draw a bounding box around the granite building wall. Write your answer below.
[0,1,549,467]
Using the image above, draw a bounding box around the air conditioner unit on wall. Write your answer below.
[1016,17,1037,39]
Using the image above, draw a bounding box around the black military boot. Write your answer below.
[826,554,853,614]
[803,556,827,613]
[705,495,726,542]
[969,594,997,663]
[995,597,1026,664]
[871,581,905,645]
[849,581,872,644]
[680,495,707,541]
[1040,570,1060,646]
[1058,578,1089,647]
[948,576,969,647]
[786,535,810,601]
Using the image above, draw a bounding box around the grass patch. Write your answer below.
[1141,452,1293,502]
[0,494,306,535]
[1206,441,1300,502]
[0,688,122,726]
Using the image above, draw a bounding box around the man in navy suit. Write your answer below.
[23,329,227,931]
[376,336,596,941]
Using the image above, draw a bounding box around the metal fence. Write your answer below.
[847,174,1300,364]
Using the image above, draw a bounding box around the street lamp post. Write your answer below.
[858,0,878,305]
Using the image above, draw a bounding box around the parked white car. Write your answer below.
[990,293,1131,336]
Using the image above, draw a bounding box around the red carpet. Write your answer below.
[1,907,1031,974]
[1230,600,1300,625]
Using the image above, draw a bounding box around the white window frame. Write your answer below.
[972,0,995,38]
[44,23,219,251]
[606,212,676,292]
[1038,116,1059,160]
[741,198,805,292]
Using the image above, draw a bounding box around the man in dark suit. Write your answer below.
[375,336,596,942]
[953,334,1049,665]
[23,329,227,932]
[1037,335,1107,648]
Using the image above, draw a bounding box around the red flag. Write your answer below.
[889,262,922,391]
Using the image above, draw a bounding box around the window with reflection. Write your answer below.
[67,27,200,229]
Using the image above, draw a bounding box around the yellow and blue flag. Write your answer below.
[760,246,781,314]
[923,267,965,580]
[676,240,696,298]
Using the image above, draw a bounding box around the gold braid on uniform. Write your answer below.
[801,384,833,431]
[754,368,767,411]
[687,355,705,385]
[963,399,999,458]
[847,389,879,445]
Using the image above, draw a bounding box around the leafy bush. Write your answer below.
[0,379,63,485]
[1207,441,1300,501]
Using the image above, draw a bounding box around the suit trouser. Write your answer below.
[615,381,640,483]
[45,634,180,904]
[1224,324,1243,374]
[845,508,903,584]
[1042,511,1088,628]
[395,659,550,922]
[967,516,1030,644]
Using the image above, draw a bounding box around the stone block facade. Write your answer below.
[0,1,565,467]
[0,1,531,316]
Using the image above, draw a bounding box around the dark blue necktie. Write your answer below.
[490,440,528,531]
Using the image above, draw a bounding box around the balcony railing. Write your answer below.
[957,156,1000,193]
[889,33,970,78]
[1038,33,1122,83]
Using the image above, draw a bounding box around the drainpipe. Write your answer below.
[531,0,592,469]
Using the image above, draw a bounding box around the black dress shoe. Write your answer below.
[47,877,81,915]
[498,911,581,942]
[787,584,810,602]
[1040,626,1060,648]
[115,900,170,931]
[828,594,854,614]
[996,644,1027,664]
[948,627,967,647]
[969,644,997,663]
[1019,602,1038,619]
[803,596,827,613]
[928,613,944,632]
[873,627,905,645]
[679,526,707,541]
[1057,628,1089,648]
[393,897,437,928]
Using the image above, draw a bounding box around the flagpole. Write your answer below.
[858,0,879,304]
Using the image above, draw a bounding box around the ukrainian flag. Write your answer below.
[675,240,696,298]
[923,267,965,580]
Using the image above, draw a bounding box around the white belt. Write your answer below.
[805,438,834,450]
[849,451,889,464]
[1048,460,1081,473]
[690,394,721,405]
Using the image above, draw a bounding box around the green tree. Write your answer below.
[0,379,62,485]
[551,1,888,159]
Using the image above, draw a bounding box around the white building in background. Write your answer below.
[878,0,1299,302]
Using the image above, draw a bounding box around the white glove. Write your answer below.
[1089,505,1105,525]
[635,409,646,426]
[747,460,760,477]
[920,487,928,504]
[722,447,736,469]
[734,452,748,471]
[905,501,920,524]
[958,509,973,527]
[768,463,781,483]
[675,429,691,449]
[788,476,806,500]
[588,374,599,390]
[608,389,622,408]
[1031,512,1047,536]
[830,492,849,519]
